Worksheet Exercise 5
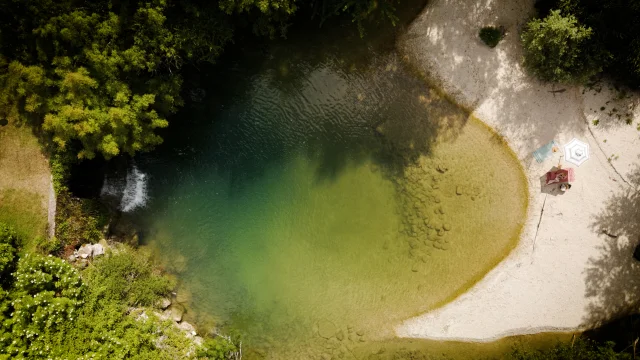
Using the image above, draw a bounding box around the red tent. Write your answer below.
[545,168,575,185]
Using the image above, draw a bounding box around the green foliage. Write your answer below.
[554,0,640,86]
[509,338,631,360]
[0,224,18,278]
[0,228,209,359]
[83,246,174,307]
[197,337,239,359]
[0,0,219,160]
[55,189,106,251]
[521,10,603,83]
[50,152,71,195]
[479,26,504,48]
[34,236,62,255]
[0,253,85,358]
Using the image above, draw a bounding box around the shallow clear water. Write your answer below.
[135,23,528,359]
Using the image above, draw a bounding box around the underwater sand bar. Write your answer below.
[396,0,640,341]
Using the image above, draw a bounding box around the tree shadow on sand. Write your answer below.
[583,164,640,328]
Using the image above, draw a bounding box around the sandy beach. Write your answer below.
[396,0,640,341]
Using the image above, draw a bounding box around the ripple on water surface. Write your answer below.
[138,40,527,359]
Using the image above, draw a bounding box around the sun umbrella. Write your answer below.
[563,138,590,166]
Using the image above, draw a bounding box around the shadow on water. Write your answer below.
[144,0,469,210]
[584,163,640,328]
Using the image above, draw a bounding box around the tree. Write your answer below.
[521,10,603,84]
[0,0,227,160]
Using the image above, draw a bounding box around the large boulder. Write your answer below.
[92,243,105,257]
[77,244,94,259]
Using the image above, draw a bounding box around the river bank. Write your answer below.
[396,0,640,341]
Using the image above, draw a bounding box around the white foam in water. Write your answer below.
[120,166,148,212]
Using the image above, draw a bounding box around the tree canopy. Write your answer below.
[524,0,640,87]
[521,10,602,84]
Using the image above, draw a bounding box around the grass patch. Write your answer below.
[0,189,47,249]
[479,26,505,48]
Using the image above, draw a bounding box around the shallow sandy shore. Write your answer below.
[396,0,640,341]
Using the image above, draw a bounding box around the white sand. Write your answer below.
[396,0,640,341]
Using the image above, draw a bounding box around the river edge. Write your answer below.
[396,0,640,342]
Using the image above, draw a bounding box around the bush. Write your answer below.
[521,10,603,83]
[0,224,18,277]
[83,246,174,307]
[479,26,504,48]
[0,253,85,358]
[197,337,239,360]
[55,189,107,252]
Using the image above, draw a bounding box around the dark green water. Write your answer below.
[134,18,528,360]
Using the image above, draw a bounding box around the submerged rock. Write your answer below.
[165,304,184,323]
[177,321,196,335]
[157,297,172,310]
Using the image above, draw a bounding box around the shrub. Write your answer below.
[521,10,603,83]
[479,26,504,48]
[197,337,239,360]
[55,189,107,251]
[0,224,18,277]
[83,246,174,307]
[0,254,85,357]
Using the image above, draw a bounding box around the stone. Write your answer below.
[411,264,419,272]
[434,197,441,203]
[356,330,364,336]
[438,207,445,214]
[194,336,204,346]
[318,319,337,339]
[167,304,184,322]
[408,240,418,249]
[177,321,196,334]
[92,243,105,257]
[67,255,76,262]
[336,330,345,341]
[77,244,93,259]
[157,297,172,310]
[456,186,463,195]
[443,223,451,231]
[437,229,445,237]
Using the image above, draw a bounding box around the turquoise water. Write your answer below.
[135,22,527,359]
